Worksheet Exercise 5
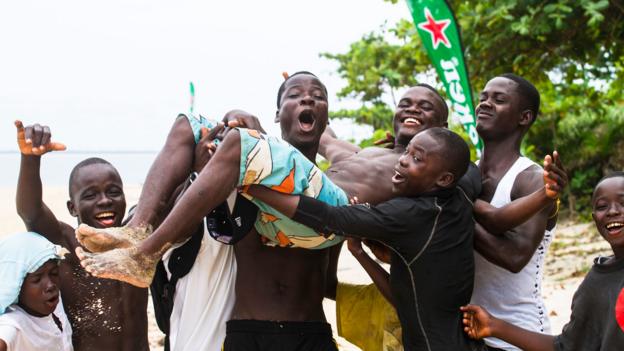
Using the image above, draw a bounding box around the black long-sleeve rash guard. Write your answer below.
[293,184,482,351]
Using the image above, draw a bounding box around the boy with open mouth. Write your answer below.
[14,121,149,351]
[0,231,72,351]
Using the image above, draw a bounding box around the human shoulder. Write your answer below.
[554,257,624,350]
[457,162,481,202]
[511,162,543,200]
[378,196,439,218]
[0,323,16,351]
[361,145,392,154]
[591,255,624,275]
[354,146,397,158]
[0,306,27,333]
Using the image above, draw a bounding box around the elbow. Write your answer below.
[16,206,33,223]
[16,203,42,228]
[500,255,531,274]
[506,263,524,274]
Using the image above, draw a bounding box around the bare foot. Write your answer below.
[75,224,151,253]
[75,246,160,288]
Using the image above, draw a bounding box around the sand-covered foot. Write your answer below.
[75,224,151,253]
[75,246,158,288]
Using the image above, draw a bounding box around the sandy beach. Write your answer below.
[0,185,610,350]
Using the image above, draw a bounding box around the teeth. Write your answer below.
[95,212,114,219]
[606,222,623,229]
[404,118,420,125]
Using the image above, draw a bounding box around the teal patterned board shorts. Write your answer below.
[236,128,347,249]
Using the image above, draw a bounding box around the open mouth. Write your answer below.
[401,117,422,127]
[45,293,59,308]
[606,221,624,236]
[298,109,316,132]
[94,211,116,227]
[392,169,406,185]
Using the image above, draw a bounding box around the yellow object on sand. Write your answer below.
[336,283,403,351]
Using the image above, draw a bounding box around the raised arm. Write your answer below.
[15,121,68,245]
[474,152,567,235]
[461,304,554,351]
[473,165,555,273]
[318,126,361,163]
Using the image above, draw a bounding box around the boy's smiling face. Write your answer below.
[592,176,624,257]
[392,86,447,147]
[68,163,126,228]
[475,77,526,139]
[18,259,61,317]
[391,130,453,197]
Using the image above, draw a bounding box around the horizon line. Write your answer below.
[0,150,159,154]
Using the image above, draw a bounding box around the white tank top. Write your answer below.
[472,156,554,351]
[163,230,236,351]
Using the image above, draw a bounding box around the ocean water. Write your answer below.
[1,151,158,187]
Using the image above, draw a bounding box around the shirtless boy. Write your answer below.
[75,79,457,284]
[77,74,457,349]
[15,121,148,351]
[244,127,481,350]
[75,73,565,350]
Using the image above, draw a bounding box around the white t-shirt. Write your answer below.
[0,298,73,351]
[472,156,554,351]
[163,230,236,351]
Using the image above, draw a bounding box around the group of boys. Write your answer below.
[0,70,621,351]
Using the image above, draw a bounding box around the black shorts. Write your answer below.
[223,320,338,351]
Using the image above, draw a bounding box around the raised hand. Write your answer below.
[543,151,567,199]
[15,120,66,156]
[460,305,494,340]
[193,123,225,172]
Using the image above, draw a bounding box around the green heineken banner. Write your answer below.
[405,0,482,156]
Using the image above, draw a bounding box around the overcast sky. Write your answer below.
[0,0,411,151]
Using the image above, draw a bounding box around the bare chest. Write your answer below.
[327,150,399,204]
[59,262,147,340]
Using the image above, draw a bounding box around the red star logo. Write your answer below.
[616,287,624,332]
[417,8,451,50]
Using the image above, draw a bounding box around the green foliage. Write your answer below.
[548,104,624,216]
[323,0,624,216]
[358,128,395,149]
[321,19,429,105]
[329,103,395,130]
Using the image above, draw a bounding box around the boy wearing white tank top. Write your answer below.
[472,74,560,351]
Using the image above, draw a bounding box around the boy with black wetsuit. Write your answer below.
[245,127,483,351]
